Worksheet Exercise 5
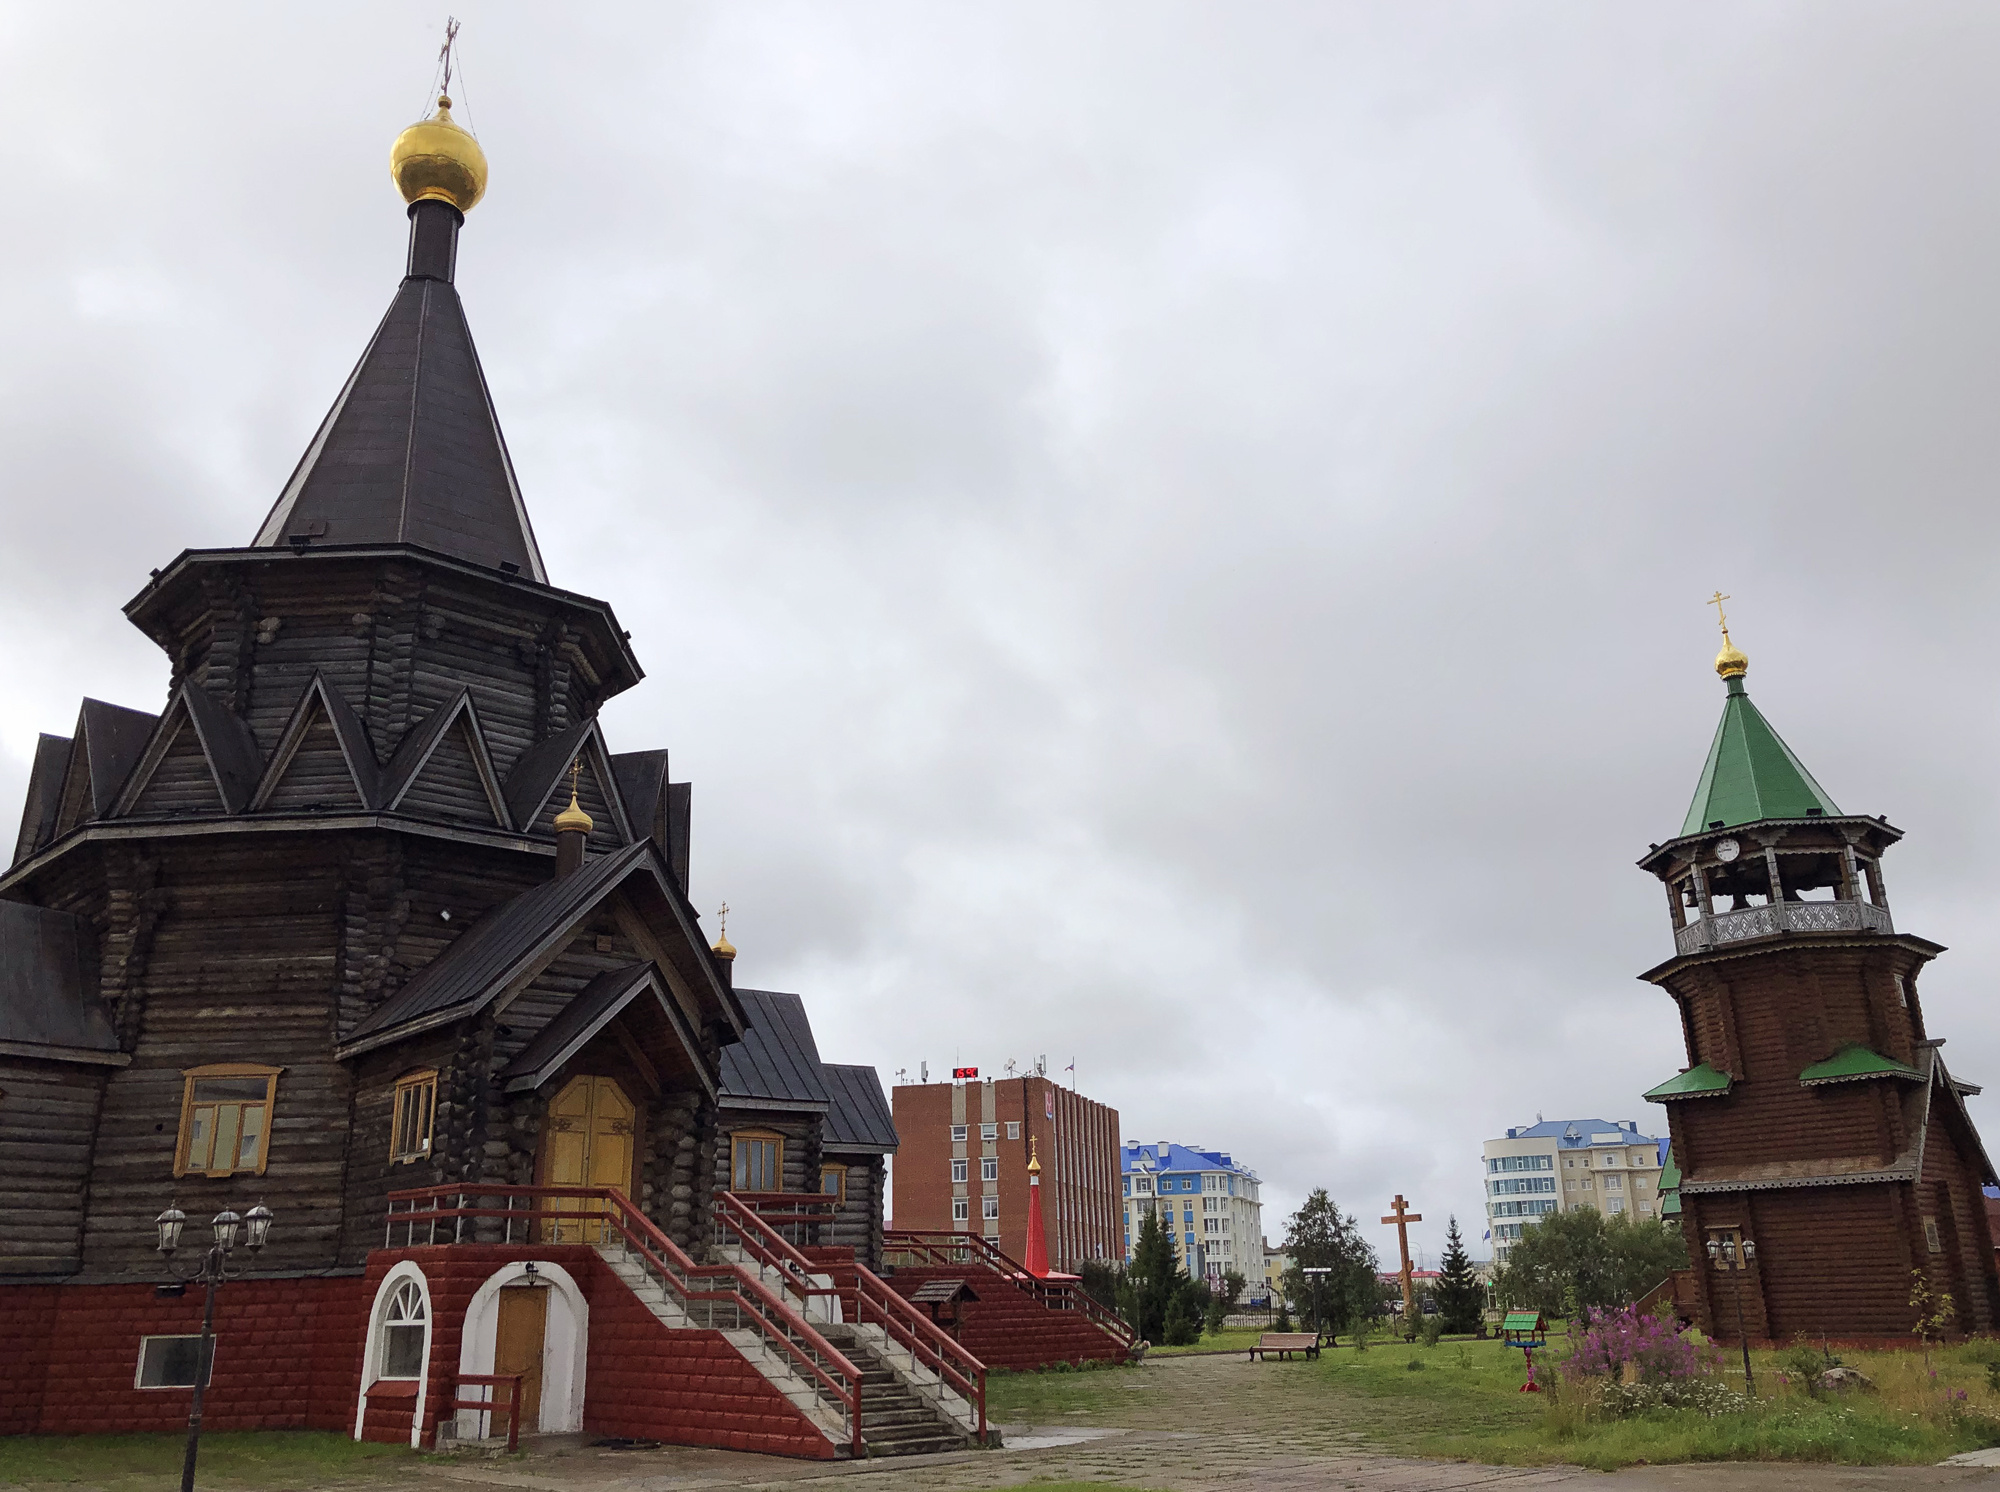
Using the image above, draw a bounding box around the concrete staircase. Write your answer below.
[820,1325,980,1457]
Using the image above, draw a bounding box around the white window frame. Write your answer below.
[950,1124,967,1142]
[377,1278,429,1380]
[980,1156,999,1182]
[982,1196,999,1221]
[980,1123,997,1141]
[952,1197,969,1221]
[951,1158,968,1183]
[135,1335,214,1390]
[1006,1122,1021,1140]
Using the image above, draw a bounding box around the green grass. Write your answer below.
[1145,1327,1266,1357]
[0,1431,412,1488]
[987,1333,2000,1470]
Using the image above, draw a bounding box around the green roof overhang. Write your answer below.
[1644,1062,1733,1101]
[1681,676,1841,837]
[1798,1044,1922,1087]
[1658,1144,1682,1216]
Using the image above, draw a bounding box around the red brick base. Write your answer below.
[1,1248,840,1460]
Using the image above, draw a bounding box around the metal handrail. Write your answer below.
[715,1193,989,1443]
[882,1228,1136,1348]
[384,1185,863,1456]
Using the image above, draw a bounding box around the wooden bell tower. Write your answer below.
[1636,608,2000,1341]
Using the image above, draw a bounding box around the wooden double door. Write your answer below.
[542,1074,636,1243]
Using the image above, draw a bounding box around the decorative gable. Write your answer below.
[252,676,380,813]
[113,686,263,819]
[504,718,630,849]
[380,690,508,828]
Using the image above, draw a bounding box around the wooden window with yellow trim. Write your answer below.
[389,1070,438,1164]
[820,1163,848,1205]
[174,1065,280,1178]
[731,1130,783,1192]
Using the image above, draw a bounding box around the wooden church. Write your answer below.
[0,92,1001,1458]
[1640,614,2000,1341]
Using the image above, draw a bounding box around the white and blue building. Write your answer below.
[1121,1140,1262,1285]
[1481,1118,1667,1263]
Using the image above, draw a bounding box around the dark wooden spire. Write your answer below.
[250,199,546,582]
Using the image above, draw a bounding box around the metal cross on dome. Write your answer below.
[438,17,461,97]
[1708,590,1732,635]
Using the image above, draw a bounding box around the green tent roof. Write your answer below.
[1681,675,1840,837]
[1658,1145,1682,1218]
[1643,1062,1733,1101]
[1798,1044,1922,1087]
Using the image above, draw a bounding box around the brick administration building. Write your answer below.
[891,1072,1120,1272]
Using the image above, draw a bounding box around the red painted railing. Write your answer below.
[385,1185,862,1456]
[882,1228,1137,1350]
[716,1192,989,1443]
[439,1373,525,1452]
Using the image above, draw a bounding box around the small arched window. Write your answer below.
[379,1279,428,1379]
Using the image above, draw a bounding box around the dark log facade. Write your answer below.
[0,159,896,1374]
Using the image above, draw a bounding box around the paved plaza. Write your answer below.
[397,1357,1998,1492]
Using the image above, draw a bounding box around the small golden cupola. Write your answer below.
[390,94,488,213]
[1709,590,1748,679]
[712,902,736,962]
[552,762,593,879]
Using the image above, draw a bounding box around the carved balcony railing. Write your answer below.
[1674,898,1893,956]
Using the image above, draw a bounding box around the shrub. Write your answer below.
[1566,1304,1717,1386]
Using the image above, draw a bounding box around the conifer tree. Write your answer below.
[1434,1215,1484,1333]
[1279,1189,1378,1334]
[1126,1208,1182,1343]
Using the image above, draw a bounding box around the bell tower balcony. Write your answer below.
[1639,815,1904,962]
[1673,895,1893,957]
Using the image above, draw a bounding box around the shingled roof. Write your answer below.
[719,989,831,1113]
[1682,673,1840,836]
[250,203,546,583]
[823,1063,897,1154]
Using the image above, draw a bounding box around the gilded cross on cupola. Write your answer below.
[1707,590,1748,681]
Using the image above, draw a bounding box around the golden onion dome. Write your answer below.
[390,95,487,213]
[712,930,736,960]
[1715,636,1749,679]
[552,784,594,836]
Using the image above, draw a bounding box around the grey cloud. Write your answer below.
[2,2,1998,1260]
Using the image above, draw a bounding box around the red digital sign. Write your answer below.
[952,1066,978,1079]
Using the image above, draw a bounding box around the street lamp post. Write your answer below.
[156,1202,275,1492]
[1704,1233,1757,1395]
[1302,1265,1332,1341]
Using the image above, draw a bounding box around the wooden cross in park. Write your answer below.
[1381,1194,1423,1317]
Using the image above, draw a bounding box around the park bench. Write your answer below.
[1248,1331,1322,1361]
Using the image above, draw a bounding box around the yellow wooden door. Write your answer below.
[543,1075,635,1242]
[492,1285,547,1437]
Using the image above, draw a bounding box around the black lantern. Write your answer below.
[156,1205,186,1256]
[243,1204,274,1252]
[211,1210,242,1252]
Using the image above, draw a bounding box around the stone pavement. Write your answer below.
[397,1355,2000,1492]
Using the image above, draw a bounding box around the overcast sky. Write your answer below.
[5,3,2000,1267]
